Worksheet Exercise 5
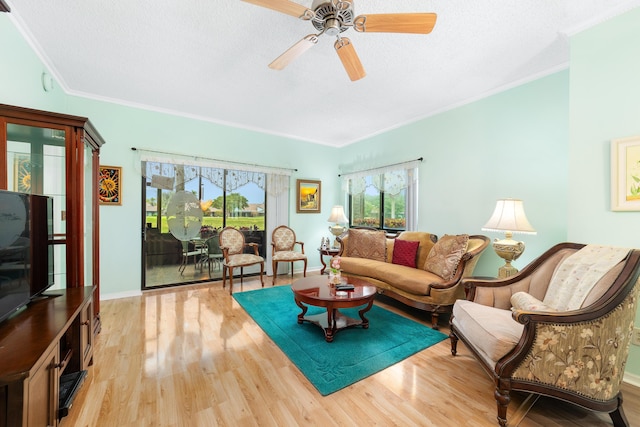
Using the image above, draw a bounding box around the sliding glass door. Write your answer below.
[142,161,266,289]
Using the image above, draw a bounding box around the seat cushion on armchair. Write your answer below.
[452,300,524,368]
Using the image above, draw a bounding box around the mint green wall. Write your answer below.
[340,72,570,277]
[568,7,640,379]
[67,99,339,296]
[0,14,66,110]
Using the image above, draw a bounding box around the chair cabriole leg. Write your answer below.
[495,380,510,427]
[449,331,458,356]
[609,394,630,427]
[272,260,277,286]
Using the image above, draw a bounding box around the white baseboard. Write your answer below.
[624,371,640,388]
[100,290,143,301]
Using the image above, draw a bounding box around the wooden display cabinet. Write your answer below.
[0,104,105,333]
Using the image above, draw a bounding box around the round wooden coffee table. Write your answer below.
[291,275,377,342]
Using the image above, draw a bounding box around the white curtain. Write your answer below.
[341,159,421,231]
[405,167,419,231]
[266,173,290,276]
[135,148,295,275]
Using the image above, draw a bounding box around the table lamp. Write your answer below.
[481,198,536,278]
[327,205,349,248]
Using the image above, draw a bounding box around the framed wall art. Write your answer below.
[611,136,640,211]
[99,165,122,205]
[13,154,31,193]
[296,179,321,213]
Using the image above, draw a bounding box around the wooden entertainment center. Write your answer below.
[0,103,105,424]
[0,287,94,427]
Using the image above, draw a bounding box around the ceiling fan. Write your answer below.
[241,0,437,81]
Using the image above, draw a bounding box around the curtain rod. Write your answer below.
[131,147,298,172]
[338,157,423,177]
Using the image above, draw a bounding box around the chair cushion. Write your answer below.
[340,257,444,295]
[543,245,629,310]
[392,239,420,268]
[345,228,386,262]
[452,300,524,368]
[273,227,296,251]
[225,253,264,267]
[423,234,469,281]
[273,251,307,261]
[511,291,557,312]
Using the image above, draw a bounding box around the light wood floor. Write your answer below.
[61,272,640,427]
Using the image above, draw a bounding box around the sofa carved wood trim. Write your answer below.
[449,242,640,427]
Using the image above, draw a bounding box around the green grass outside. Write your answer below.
[146,216,265,234]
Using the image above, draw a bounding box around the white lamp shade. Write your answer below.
[328,205,348,223]
[482,199,536,235]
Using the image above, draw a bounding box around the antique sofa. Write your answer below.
[336,227,489,329]
[449,242,640,427]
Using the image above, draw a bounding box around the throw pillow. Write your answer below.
[392,239,420,268]
[345,228,386,262]
[511,291,557,312]
[423,234,469,281]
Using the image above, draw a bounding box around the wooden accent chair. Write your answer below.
[449,242,640,427]
[219,227,264,294]
[271,225,307,285]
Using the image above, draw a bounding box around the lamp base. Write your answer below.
[492,237,526,278]
[498,262,518,278]
[329,225,346,248]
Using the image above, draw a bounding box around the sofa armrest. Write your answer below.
[431,235,490,292]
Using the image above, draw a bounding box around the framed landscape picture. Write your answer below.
[296,179,321,213]
[611,136,640,211]
[99,165,122,205]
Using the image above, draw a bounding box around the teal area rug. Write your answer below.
[233,285,447,395]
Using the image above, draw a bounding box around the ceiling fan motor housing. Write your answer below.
[311,1,354,35]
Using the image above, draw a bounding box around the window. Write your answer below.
[342,160,420,232]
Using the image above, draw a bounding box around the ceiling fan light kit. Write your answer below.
[242,0,437,81]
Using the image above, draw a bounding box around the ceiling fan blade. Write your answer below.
[354,13,437,34]
[241,0,315,20]
[334,37,366,82]
[269,35,318,70]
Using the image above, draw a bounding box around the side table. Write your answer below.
[318,247,340,274]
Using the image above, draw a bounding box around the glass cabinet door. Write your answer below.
[5,123,68,289]
[1,104,105,332]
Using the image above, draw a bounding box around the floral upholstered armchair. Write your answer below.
[271,225,307,285]
[449,242,640,427]
[219,227,264,294]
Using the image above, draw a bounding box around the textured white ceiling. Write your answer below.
[6,0,640,147]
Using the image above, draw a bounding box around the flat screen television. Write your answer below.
[0,190,54,324]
